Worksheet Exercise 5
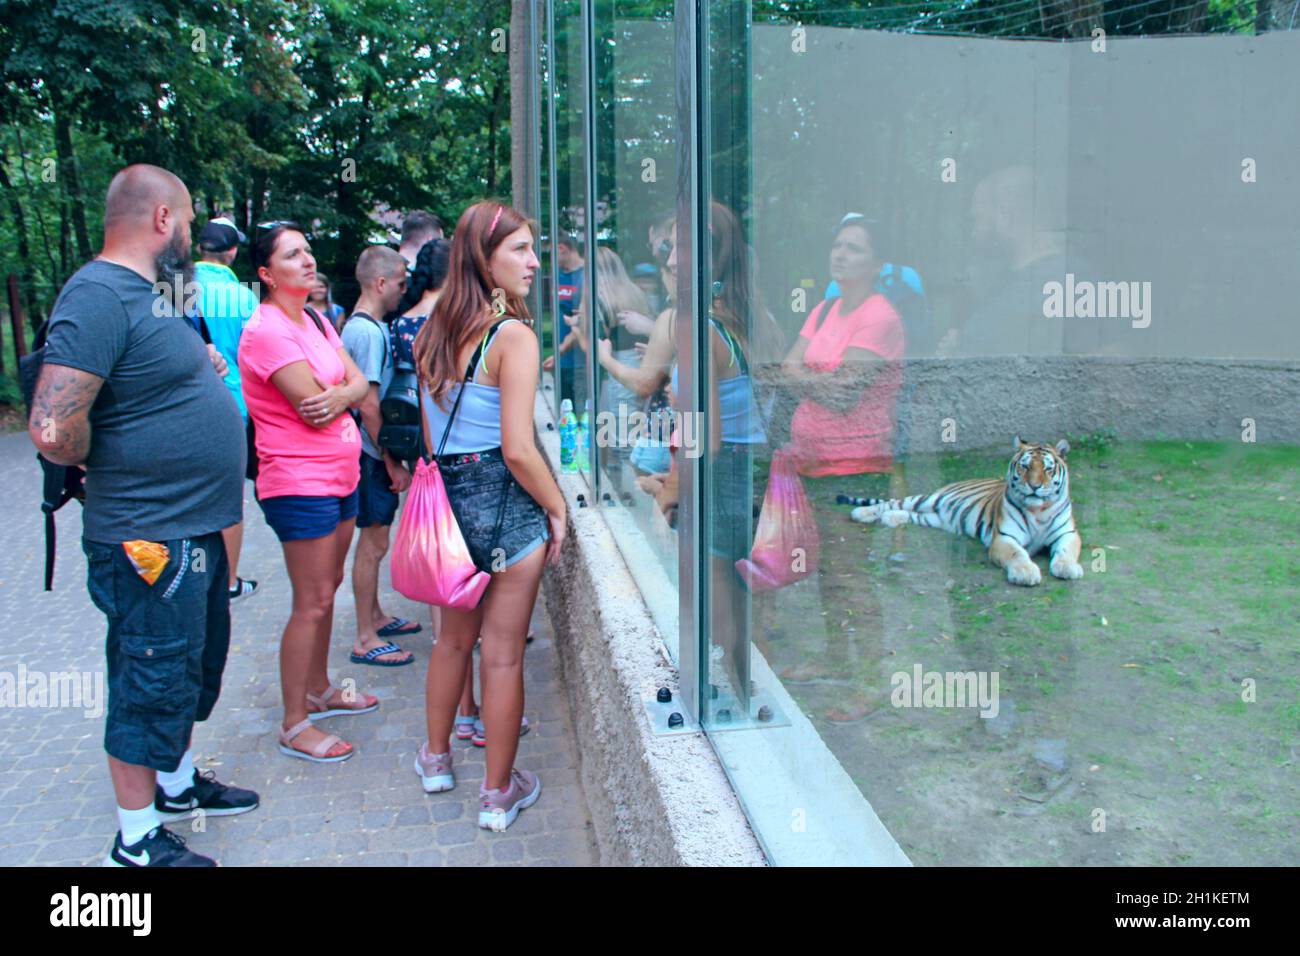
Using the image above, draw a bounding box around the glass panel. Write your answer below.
[583,0,682,651]
[551,0,593,430]
[537,1,558,401]
[699,1,1300,865]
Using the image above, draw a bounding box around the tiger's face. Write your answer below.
[1006,437,1070,504]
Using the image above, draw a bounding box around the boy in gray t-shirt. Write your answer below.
[340,246,418,667]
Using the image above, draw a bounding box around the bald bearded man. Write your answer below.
[29,164,256,867]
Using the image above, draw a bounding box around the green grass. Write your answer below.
[752,437,1300,866]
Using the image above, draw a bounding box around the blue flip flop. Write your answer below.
[349,642,414,667]
[377,618,422,637]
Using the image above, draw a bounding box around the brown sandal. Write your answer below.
[305,681,379,721]
[278,719,353,763]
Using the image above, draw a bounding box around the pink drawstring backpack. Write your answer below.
[735,448,821,591]
[391,324,512,609]
[391,456,491,609]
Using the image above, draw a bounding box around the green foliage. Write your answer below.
[1068,428,1119,454]
[0,0,512,331]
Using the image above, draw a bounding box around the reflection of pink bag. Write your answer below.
[391,458,491,609]
[735,449,820,591]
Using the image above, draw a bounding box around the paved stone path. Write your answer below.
[0,432,597,866]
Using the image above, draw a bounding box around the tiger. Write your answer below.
[837,437,1083,587]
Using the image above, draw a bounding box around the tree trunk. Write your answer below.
[12,123,61,299]
[509,0,533,215]
[1257,0,1298,30]
[0,144,43,331]
[1038,0,1105,37]
[53,105,92,263]
[1168,0,1211,32]
[487,78,503,196]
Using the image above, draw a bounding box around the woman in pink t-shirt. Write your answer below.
[238,222,373,765]
[781,215,905,477]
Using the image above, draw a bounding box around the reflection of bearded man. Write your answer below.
[155,222,195,314]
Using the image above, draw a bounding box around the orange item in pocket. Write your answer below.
[122,540,169,586]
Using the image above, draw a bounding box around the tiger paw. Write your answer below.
[850,505,882,524]
[880,510,911,529]
[1050,559,1084,580]
[1006,559,1042,587]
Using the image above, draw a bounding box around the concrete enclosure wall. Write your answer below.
[758,357,1300,454]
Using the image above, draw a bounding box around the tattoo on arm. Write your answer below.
[29,364,105,466]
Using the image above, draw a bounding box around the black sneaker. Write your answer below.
[229,577,258,603]
[105,826,217,867]
[155,770,260,820]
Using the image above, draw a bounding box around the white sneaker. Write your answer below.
[414,744,454,793]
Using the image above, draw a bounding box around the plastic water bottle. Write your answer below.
[577,403,591,472]
[559,399,577,473]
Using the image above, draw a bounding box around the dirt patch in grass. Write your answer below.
[753,438,1299,865]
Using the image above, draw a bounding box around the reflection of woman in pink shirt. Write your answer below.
[781,216,904,477]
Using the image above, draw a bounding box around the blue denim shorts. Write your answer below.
[437,448,549,573]
[357,453,400,528]
[83,532,231,773]
[710,442,761,562]
[258,487,359,542]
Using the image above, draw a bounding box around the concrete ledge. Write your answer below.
[533,389,767,867]
[759,355,1300,453]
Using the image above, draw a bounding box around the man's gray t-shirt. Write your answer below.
[43,260,245,543]
[340,313,392,461]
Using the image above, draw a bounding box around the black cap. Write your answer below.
[198,217,247,252]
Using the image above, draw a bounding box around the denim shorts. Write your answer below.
[438,448,550,573]
[258,487,359,542]
[83,532,231,773]
[357,453,400,528]
[710,441,762,562]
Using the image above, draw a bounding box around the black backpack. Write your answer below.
[244,306,330,481]
[20,320,87,591]
[378,356,424,461]
[378,315,425,462]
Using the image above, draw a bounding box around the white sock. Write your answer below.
[157,750,196,797]
[118,804,162,846]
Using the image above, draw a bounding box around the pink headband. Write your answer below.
[488,205,503,237]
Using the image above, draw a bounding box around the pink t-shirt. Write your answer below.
[788,293,905,477]
[238,302,360,500]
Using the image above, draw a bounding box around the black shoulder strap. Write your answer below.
[304,305,328,337]
[707,315,750,376]
[465,318,511,381]
[355,311,389,375]
[434,318,510,458]
[812,296,838,335]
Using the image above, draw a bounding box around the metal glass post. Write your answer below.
[545,0,562,418]
[522,0,544,343]
[580,0,600,479]
[673,0,705,723]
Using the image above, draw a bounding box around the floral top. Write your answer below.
[390,313,429,367]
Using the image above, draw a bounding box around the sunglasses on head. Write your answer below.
[255,220,310,240]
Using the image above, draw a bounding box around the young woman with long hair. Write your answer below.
[308,272,346,331]
[411,201,566,831]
